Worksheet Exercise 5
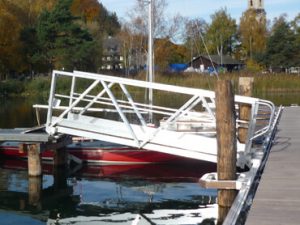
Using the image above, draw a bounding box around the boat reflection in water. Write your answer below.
[0,158,218,225]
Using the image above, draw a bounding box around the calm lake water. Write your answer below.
[0,97,220,225]
[0,91,297,224]
[0,160,218,225]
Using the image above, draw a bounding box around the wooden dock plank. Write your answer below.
[246,107,300,225]
[0,128,51,142]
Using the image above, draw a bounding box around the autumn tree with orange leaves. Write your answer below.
[0,0,120,79]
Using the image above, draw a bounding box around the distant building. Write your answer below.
[101,36,146,74]
[187,55,244,73]
[101,36,124,71]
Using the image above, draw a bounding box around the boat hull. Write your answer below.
[0,141,196,165]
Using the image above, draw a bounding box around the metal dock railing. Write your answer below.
[34,70,276,168]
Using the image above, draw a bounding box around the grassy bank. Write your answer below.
[1,72,300,98]
[146,72,300,95]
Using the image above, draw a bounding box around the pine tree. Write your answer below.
[265,16,297,69]
[35,0,96,72]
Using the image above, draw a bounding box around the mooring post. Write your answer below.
[215,80,238,225]
[53,148,68,190]
[238,77,254,143]
[28,176,42,209]
[53,148,67,167]
[26,143,42,209]
[27,144,42,177]
[53,164,68,190]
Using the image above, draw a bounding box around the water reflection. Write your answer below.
[0,97,47,129]
[0,159,217,225]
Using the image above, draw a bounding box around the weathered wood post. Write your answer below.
[28,176,42,209]
[27,144,42,177]
[238,77,254,143]
[53,148,68,190]
[215,80,238,225]
[53,164,68,190]
[27,143,42,209]
[53,148,67,167]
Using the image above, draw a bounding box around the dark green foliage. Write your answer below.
[103,12,121,36]
[34,0,96,71]
[264,17,298,68]
[7,0,121,77]
[205,8,237,56]
[0,80,25,96]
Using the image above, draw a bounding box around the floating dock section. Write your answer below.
[246,107,300,225]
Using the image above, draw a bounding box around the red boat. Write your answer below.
[0,140,200,165]
[0,157,216,183]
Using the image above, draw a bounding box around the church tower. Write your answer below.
[248,0,264,9]
[247,0,266,21]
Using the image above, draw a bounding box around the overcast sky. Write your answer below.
[99,0,299,23]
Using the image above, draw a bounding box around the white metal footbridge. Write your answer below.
[35,70,276,168]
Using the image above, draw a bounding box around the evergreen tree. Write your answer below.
[265,16,297,69]
[35,0,96,72]
[291,13,300,67]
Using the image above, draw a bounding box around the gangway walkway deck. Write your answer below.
[245,107,300,225]
[36,70,276,168]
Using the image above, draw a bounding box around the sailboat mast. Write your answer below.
[148,0,154,123]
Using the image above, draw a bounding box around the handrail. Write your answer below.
[250,99,275,141]
[42,70,276,167]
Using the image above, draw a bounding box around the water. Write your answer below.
[0,160,218,225]
[0,91,296,225]
[0,97,218,225]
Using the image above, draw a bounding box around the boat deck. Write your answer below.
[246,107,300,225]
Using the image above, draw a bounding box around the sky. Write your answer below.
[99,0,299,23]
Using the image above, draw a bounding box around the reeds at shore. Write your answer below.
[1,72,300,100]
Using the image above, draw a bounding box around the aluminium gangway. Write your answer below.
[35,70,275,168]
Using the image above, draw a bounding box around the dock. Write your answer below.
[0,127,71,151]
[246,107,300,225]
[0,126,72,176]
[0,127,51,142]
[0,70,282,225]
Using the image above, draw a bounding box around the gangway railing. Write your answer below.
[36,70,275,167]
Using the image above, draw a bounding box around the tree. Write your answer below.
[71,0,120,36]
[34,0,96,72]
[184,18,208,62]
[239,9,267,60]
[205,8,237,56]
[121,0,189,72]
[127,0,168,38]
[1,0,121,77]
[155,38,188,70]
[122,0,170,73]
[70,0,121,72]
[264,15,298,69]
[291,13,300,66]
[0,0,57,78]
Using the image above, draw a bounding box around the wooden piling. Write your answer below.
[53,165,68,190]
[238,77,254,143]
[215,80,238,225]
[27,144,42,177]
[28,176,42,209]
[53,148,67,167]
